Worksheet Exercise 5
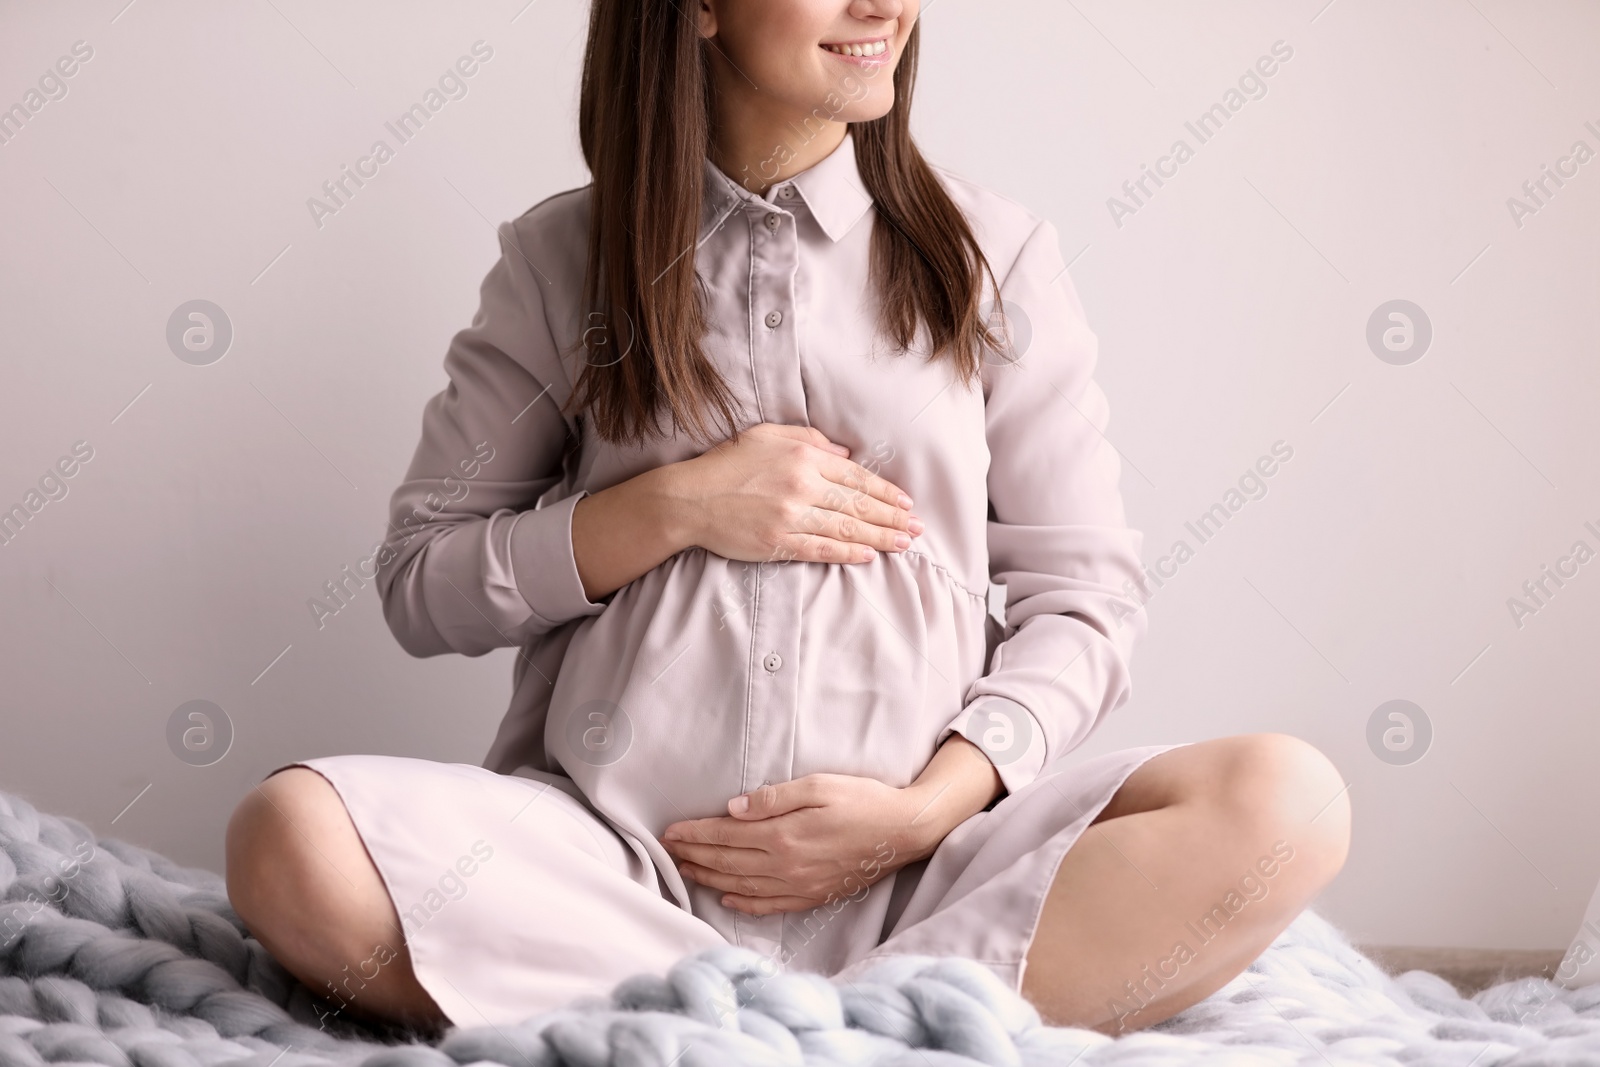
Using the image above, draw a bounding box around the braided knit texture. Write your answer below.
[1,786,1593,1066]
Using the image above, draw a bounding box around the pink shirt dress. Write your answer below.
[280,131,1182,1029]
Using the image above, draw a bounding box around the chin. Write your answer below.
[836,94,896,125]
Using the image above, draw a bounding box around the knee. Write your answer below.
[1212,733,1350,883]
[225,768,339,935]
[225,769,444,1030]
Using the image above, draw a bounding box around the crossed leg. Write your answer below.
[1021,732,1352,1034]
[228,733,1350,1037]
[226,768,449,1032]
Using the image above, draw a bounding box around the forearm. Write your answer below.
[570,463,697,601]
[899,734,1005,860]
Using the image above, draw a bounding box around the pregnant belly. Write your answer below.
[543,546,991,840]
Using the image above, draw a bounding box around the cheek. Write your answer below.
[826,72,896,123]
[725,3,824,65]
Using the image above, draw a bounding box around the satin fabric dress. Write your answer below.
[273,131,1182,1028]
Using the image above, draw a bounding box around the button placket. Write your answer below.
[738,197,805,960]
[757,208,788,333]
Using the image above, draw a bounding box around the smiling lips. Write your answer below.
[820,38,890,59]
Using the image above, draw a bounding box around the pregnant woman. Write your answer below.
[226,0,1350,1038]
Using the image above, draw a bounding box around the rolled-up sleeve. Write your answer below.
[938,218,1148,795]
[375,219,607,658]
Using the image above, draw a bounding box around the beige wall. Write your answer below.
[1,0,1595,951]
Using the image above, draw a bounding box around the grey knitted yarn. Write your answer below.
[5,785,1600,1066]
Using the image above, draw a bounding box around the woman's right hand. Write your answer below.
[666,422,922,565]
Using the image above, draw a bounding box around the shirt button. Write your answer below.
[763,652,783,672]
[778,185,795,200]
[765,212,781,231]
[764,310,783,329]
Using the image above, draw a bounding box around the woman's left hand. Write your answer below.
[659,736,1005,915]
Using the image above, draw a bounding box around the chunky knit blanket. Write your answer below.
[1,787,1594,1067]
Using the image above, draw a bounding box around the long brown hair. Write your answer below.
[569,1,1002,446]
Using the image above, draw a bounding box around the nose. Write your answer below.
[847,0,908,25]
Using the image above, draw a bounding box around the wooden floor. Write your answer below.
[1358,945,1567,996]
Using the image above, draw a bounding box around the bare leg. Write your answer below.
[1022,733,1352,1034]
[225,768,450,1032]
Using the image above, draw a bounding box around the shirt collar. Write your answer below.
[699,129,875,244]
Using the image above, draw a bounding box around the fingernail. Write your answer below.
[729,794,750,814]
[907,517,924,536]
[861,547,877,561]
[663,829,682,841]
[898,494,913,509]
[894,533,910,549]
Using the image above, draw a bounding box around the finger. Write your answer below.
[730,777,829,820]
[773,532,878,565]
[792,504,913,554]
[720,893,825,916]
[817,454,913,511]
[812,485,918,539]
[760,422,850,456]
[663,839,774,876]
[677,861,790,897]
[662,815,776,850]
[801,424,851,456]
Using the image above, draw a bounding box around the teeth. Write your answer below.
[822,39,887,57]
